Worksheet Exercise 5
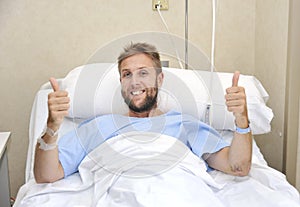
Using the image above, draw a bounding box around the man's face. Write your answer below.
[119,53,163,113]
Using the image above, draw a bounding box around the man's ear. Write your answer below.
[157,72,164,88]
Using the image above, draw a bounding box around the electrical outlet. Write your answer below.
[161,60,169,67]
[152,0,169,10]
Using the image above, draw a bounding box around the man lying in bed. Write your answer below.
[34,42,252,183]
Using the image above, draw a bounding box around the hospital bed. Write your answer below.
[14,63,300,206]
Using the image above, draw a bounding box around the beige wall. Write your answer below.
[0,0,296,197]
[0,0,186,197]
[254,0,289,172]
[190,0,256,74]
[285,0,300,190]
[297,98,300,191]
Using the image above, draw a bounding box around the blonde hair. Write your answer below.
[117,42,162,74]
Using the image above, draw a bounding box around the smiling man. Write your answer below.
[34,42,252,184]
[119,48,164,117]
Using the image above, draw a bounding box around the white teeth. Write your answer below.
[131,90,143,95]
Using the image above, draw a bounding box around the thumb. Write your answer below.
[49,77,60,91]
[232,71,240,87]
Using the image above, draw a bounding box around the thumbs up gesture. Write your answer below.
[47,78,70,131]
[225,71,249,128]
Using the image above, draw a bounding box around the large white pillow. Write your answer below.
[193,70,273,134]
[61,63,273,135]
[63,63,211,122]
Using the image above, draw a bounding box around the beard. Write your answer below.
[122,86,158,113]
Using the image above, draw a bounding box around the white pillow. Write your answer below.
[193,70,273,134]
[63,63,211,122]
[62,63,273,135]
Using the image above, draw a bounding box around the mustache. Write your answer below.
[121,87,158,113]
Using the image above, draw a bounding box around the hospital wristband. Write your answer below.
[37,138,57,151]
[42,126,58,137]
[37,126,59,151]
[235,126,251,134]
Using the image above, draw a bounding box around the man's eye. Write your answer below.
[140,70,148,76]
[123,72,131,78]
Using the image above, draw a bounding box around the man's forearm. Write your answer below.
[204,130,252,177]
[228,130,252,176]
[34,135,64,183]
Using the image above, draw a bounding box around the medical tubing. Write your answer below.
[157,4,184,69]
[207,0,217,126]
[211,0,216,73]
[185,0,188,69]
[209,0,217,92]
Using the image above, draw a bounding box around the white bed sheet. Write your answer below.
[14,132,299,207]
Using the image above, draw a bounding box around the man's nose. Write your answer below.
[131,73,141,86]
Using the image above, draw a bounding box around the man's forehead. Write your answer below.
[118,53,160,74]
[120,66,156,73]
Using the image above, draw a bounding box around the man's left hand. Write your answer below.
[225,71,249,128]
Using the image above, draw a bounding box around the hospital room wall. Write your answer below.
[254,0,300,190]
[285,0,300,191]
[0,0,296,197]
[254,0,289,176]
[0,0,185,197]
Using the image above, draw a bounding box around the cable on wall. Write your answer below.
[211,0,217,73]
[157,4,184,69]
[206,0,217,126]
[185,0,189,69]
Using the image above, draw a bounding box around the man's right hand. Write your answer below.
[47,77,70,131]
[34,77,68,183]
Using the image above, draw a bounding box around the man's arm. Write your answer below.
[204,71,252,176]
[34,78,70,183]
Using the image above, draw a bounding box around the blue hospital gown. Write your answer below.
[58,110,229,177]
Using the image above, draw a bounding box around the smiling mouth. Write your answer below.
[131,90,146,96]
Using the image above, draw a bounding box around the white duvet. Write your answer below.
[14,132,300,207]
